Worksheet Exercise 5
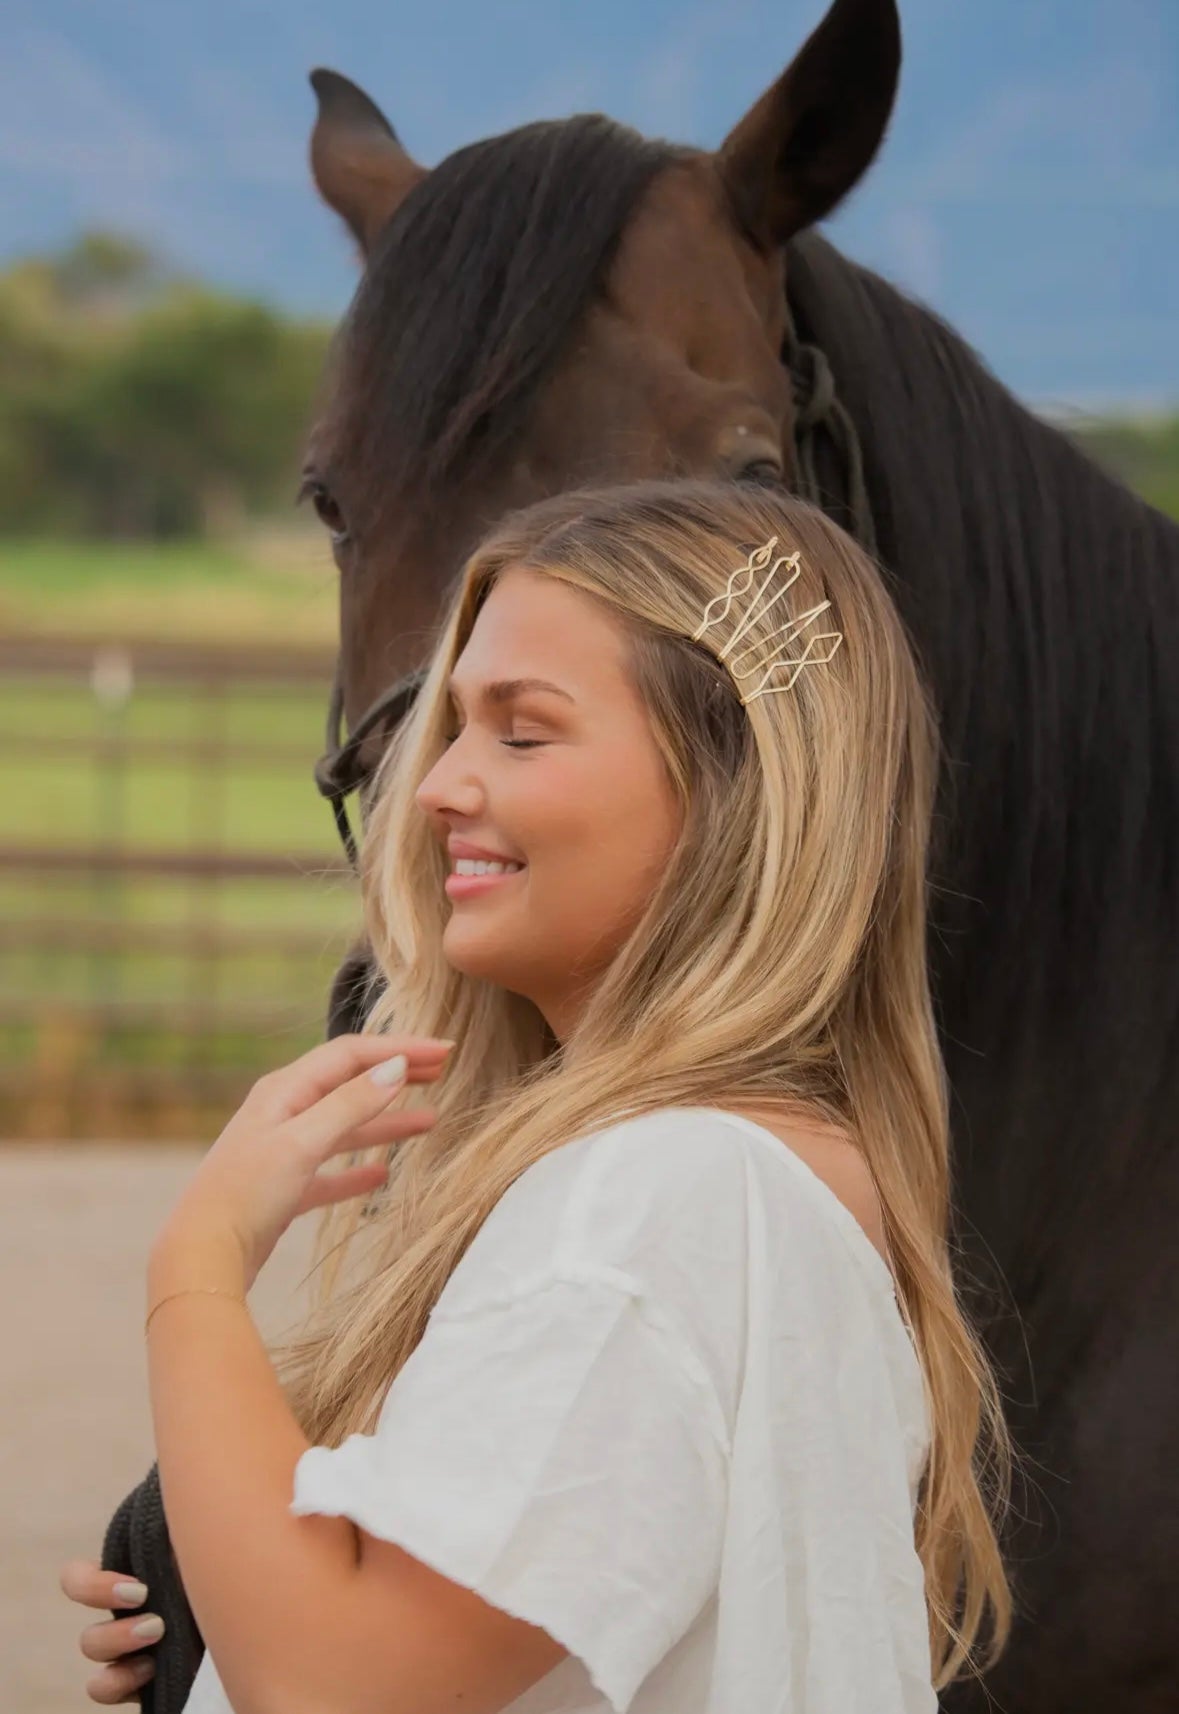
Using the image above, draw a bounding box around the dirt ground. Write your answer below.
[1,1145,315,1714]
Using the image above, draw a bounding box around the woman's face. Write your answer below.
[415,565,682,1040]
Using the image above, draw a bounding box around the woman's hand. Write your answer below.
[151,1032,454,1296]
[59,1559,160,1705]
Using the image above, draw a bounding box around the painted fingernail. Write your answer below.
[369,1053,408,1088]
[113,1581,148,1605]
[132,1615,166,1642]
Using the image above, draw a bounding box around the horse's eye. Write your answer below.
[306,480,348,543]
[739,459,783,488]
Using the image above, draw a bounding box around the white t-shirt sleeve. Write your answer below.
[290,1269,729,1713]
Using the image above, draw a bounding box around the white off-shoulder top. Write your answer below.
[182,1106,934,1714]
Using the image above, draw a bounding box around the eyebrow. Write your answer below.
[446,676,575,708]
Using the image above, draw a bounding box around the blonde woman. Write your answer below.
[65,479,1011,1712]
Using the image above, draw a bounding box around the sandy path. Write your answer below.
[0,1146,315,1714]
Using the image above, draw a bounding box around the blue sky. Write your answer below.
[5,0,1177,408]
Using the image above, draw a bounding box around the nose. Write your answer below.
[415,735,485,824]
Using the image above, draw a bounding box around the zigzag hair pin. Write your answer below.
[692,535,844,705]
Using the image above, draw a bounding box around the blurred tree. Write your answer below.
[0,232,331,539]
[51,232,163,315]
[73,288,329,536]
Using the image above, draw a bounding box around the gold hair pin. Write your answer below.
[692,535,843,705]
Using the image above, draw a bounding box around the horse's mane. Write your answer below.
[319,116,677,524]
[787,233,1179,1358]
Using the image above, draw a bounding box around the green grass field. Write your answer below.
[1,540,363,1136]
[0,531,338,644]
[0,679,339,850]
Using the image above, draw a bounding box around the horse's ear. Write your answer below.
[309,68,427,254]
[717,0,900,246]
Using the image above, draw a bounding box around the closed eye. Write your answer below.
[441,733,547,750]
[738,458,784,487]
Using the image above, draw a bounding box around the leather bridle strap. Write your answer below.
[312,664,426,871]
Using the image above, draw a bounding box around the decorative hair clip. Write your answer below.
[692,535,843,705]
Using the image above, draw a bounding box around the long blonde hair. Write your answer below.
[275,479,1012,1687]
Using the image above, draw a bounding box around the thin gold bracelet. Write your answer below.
[144,1287,247,1338]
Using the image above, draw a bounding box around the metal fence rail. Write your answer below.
[1,632,358,1140]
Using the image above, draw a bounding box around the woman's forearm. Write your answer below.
[145,1236,362,1714]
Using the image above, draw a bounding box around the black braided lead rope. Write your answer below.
[785,322,878,560]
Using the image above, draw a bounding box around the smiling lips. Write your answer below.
[444,847,526,899]
[444,837,526,900]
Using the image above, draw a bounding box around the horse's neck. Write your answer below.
[791,235,1179,1322]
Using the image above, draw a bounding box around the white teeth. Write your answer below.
[453,858,523,876]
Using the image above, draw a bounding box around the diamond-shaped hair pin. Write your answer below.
[692,535,844,704]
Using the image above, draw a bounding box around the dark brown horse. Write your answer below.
[100,0,1178,1709]
[301,3,1179,1706]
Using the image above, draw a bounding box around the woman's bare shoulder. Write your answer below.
[724,1103,891,1269]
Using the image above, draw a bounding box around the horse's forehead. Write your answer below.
[608,162,742,288]
[606,159,782,339]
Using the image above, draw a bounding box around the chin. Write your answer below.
[441,923,544,997]
[441,922,511,985]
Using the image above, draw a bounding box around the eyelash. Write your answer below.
[442,733,547,751]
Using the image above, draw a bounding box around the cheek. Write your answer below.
[527,747,678,918]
